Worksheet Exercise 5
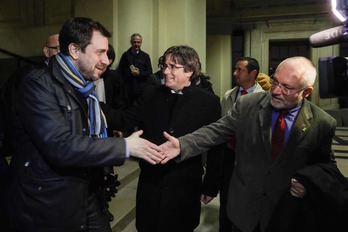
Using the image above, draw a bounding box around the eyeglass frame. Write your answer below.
[270,74,308,95]
[162,64,185,71]
[47,46,60,50]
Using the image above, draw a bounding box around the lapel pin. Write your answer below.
[301,124,307,132]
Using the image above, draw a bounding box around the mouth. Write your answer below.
[96,66,106,72]
[272,95,283,102]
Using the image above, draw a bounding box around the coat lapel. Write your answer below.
[258,94,273,160]
[283,100,312,153]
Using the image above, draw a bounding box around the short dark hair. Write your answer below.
[163,45,200,80]
[238,57,260,78]
[59,17,111,56]
[107,44,115,66]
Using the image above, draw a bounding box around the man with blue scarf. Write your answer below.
[5,17,164,232]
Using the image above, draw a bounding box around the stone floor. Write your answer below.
[122,196,220,232]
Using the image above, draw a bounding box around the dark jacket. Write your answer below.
[7,57,127,231]
[102,68,130,111]
[267,162,348,232]
[102,84,223,231]
[116,48,152,103]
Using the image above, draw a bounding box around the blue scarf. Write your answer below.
[55,53,107,138]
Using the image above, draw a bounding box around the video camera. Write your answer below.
[309,0,348,98]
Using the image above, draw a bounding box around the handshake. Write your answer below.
[125,130,181,165]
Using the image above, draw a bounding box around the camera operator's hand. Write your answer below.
[125,130,164,164]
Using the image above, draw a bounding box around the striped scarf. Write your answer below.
[55,53,107,138]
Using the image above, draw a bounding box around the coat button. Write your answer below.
[169,128,174,134]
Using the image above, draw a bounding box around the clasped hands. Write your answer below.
[125,131,180,165]
[126,131,307,198]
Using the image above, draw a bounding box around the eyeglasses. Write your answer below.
[47,46,60,50]
[162,64,184,71]
[270,75,307,95]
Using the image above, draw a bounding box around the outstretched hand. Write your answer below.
[159,131,181,164]
[125,130,164,165]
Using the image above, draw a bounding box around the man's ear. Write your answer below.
[303,87,313,98]
[43,47,49,59]
[69,43,80,60]
[250,70,257,79]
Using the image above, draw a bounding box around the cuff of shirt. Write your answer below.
[124,138,130,158]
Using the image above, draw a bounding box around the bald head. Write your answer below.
[43,34,60,62]
[276,56,316,87]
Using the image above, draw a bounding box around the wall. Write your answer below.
[206,35,231,99]
[0,0,206,81]
[206,15,342,110]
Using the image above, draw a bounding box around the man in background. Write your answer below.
[219,57,264,232]
[0,33,60,158]
[117,33,152,104]
[42,33,60,65]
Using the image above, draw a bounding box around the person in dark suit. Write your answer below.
[160,56,339,232]
[42,33,60,65]
[147,55,165,86]
[102,45,223,232]
[95,44,130,136]
[193,61,215,94]
[5,17,163,232]
[116,33,152,104]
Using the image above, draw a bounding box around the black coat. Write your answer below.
[103,84,223,231]
[116,48,152,103]
[6,57,127,231]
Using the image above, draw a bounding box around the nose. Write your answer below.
[163,66,170,75]
[272,83,282,94]
[102,53,110,66]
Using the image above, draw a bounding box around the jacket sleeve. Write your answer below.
[138,53,153,79]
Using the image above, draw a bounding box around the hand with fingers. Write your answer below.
[159,131,181,164]
[200,194,214,204]
[125,130,164,164]
[290,178,307,198]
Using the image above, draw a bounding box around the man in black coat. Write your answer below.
[5,17,163,232]
[102,45,223,232]
[116,33,152,104]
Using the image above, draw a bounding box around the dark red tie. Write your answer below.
[272,110,287,162]
[229,89,247,148]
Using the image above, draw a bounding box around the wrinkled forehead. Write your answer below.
[276,61,304,78]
